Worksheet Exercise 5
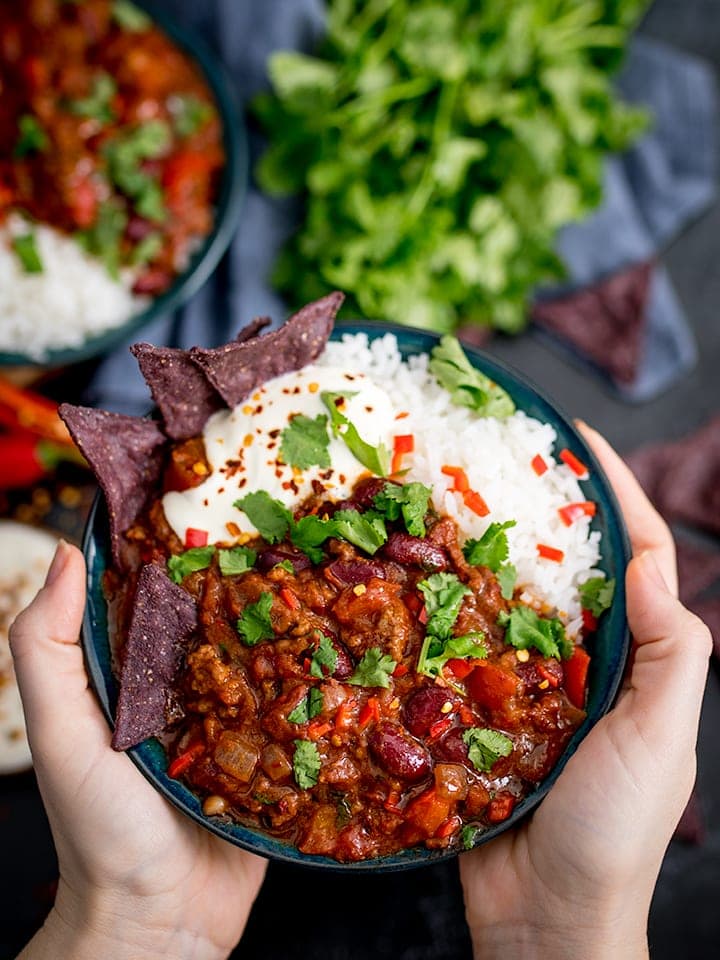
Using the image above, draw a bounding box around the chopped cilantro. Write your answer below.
[112,0,152,31]
[74,199,127,279]
[293,739,321,789]
[69,73,117,124]
[290,514,335,563]
[12,233,43,274]
[167,546,215,584]
[420,631,487,678]
[310,633,337,678]
[218,546,257,576]
[235,491,292,543]
[332,509,387,555]
[171,94,214,137]
[462,824,480,850]
[463,520,516,571]
[498,605,571,660]
[418,572,470,642]
[280,413,331,469]
[497,562,517,600]
[14,115,48,158]
[288,687,324,724]
[373,482,432,537]
[321,391,390,476]
[104,121,171,224]
[129,231,163,267]
[430,337,515,419]
[463,728,513,773]
[236,592,275,646]
[348,647,396,688]
[579,576,615,617]
[274,559,296,574]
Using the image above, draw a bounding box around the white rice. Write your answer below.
[0,214,148,359]
[316,332,603,632]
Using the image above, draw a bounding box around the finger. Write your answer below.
[625,551,711,748]
[576,421,678,597]
[9,541,112,769]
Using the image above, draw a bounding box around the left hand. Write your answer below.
[11,541,267,960]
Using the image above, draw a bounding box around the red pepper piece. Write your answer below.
[537,662,561,688]
[0,434,82,490]
[441,465,469,493]
[463,489,490,517]
[467,662,520,711]
[559,448,589,477]
[435,815,462,839]
[558,501,597,526]
[167,741,205,779]
[537,543,564,563]
[334,700,356,731]
[185,527,209,548]
[358,697,380,731]
[531,454,548,476]
[458,704,475,726]
[418,605,428,625]
[581,608,598,634]
[393,663,409,678]
[445,658,475,680]
[384,789,402,814]
[429,717,454,741]
[307,720,333,741]
[486,793,515,823]
[279,587,300,610]
[563,645,591,709]
[391,433,415,474]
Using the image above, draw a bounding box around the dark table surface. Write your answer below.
[1,1,719,958]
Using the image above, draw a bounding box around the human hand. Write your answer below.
[459,423,712,960]
[10,542,267,960]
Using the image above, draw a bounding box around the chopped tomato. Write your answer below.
[537,543,564,563]
[185,527,208,548]
[486,793,515,823]
[559,448,589,477]
[558,501,596,526]
[467,662,519,711]
[531,454,548,476]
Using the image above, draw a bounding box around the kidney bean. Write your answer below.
[382,532,449,571]
[325,559,387,586]
[256,545,312,573]
[514,657,563,694]
[331,640,354,679]
[404,686,459,738]
[433,727,469,764]
[368,722,431,783]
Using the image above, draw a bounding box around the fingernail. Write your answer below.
[45,540,70,587]
[637,550,667,591]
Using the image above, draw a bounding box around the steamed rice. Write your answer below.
[0,214,147,359]
[317,332,602,631]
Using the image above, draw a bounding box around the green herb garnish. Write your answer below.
[331,509,387,555]
[74,199,127,279]
[12,234,43,274]
[274,559,296,574]
[234,491,292,544]
[496,563,517,601]
[293,739,321,789]
[348,647,396,688]
[129,231,163,267]
[290,514,336,563]
[167,546,215,584]
[218,546,257,576]
[310,633,338,678]
[321,391,390,476]
[112,0,152,31]
[288,687,324,724]
[579,576,615,617]
[104,121,171,224]
[372,482,432,537]
[463,727,513,773]
[462,824,480,850]
[464,520,516,570]
[14,115,48,158]
[430,337,515,419]
[420,632,487,678]
[171,94,213,137]
[280,413,331,469]
[236,592,275,646]
[498,606,571,660]
[69,73,117,124]
[418,572,469,642]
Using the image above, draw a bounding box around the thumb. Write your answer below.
[9,540,110,771]
[625,550,711,755]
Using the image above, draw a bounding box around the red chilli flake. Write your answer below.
[537,543,565,563]
[531,454,548,476]
[559,448,589,477]
[185,527,208,548]
[463,489,490,517]
[167,742,205,779]
[558,501,597,526]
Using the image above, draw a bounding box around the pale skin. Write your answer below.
[9,424,712,960]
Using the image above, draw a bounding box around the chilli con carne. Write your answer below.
[0,0,224,294]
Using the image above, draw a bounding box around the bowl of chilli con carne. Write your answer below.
[71,291,630,870]
[0,0,245,366]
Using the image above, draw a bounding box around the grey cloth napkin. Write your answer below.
[87,4,717,411]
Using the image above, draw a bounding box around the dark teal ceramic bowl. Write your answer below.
[0,2,246,368]
[82,323,631,872]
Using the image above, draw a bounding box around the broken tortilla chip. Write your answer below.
[190,291,343,408]
[112,563,197,751]
[58,404,166,566]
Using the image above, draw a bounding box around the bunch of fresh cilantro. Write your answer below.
[254,0,648,334]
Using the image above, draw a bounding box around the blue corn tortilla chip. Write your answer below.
[58,404,166,567]
[112,563,197,751]
[190,292,343,408]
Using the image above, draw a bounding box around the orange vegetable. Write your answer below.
[559,448,589,477]
[463,489,490,517]
[167,741,205,779]
[441,465,469,492]
[563,645,591,709]
[531,454,548,476]
[537,543,565,563]
[558,501,596,526]
[467,662,519,711]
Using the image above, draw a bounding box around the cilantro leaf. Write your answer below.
[293,739,321,789]
[499,606,569,660]
[321,392,390,476]
[74,200,127,279]
[112,0,151,31]
[236,592,275,646]
[170,94,214,137]
[463,727,513,772]
[290,514,334,563]
[218,546,257,576]
[417,572,470,642]
[14,115,48,158]
[462,824,480,850]
[420,632,487,678]
[280,413,331,469]
[497,562,517,600]
[104,121,170,224]
[235,491,292,543]
[332,509,387,555]
[288,687,324,724]
[348,647,396,688]
[463,520,516,571]
[129,231,162,267]
[167,546,215,584]
[310,633,338,678]
[69,73,117,124]
[12,234,43,274]
[274,559,296,574]
[430,337,516,419]
[579,577,615,617]
[373,482,432,537]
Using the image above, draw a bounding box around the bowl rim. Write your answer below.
[81,321,632,872]
[0,0,247,368]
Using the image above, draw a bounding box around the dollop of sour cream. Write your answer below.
[163,364,396,546]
